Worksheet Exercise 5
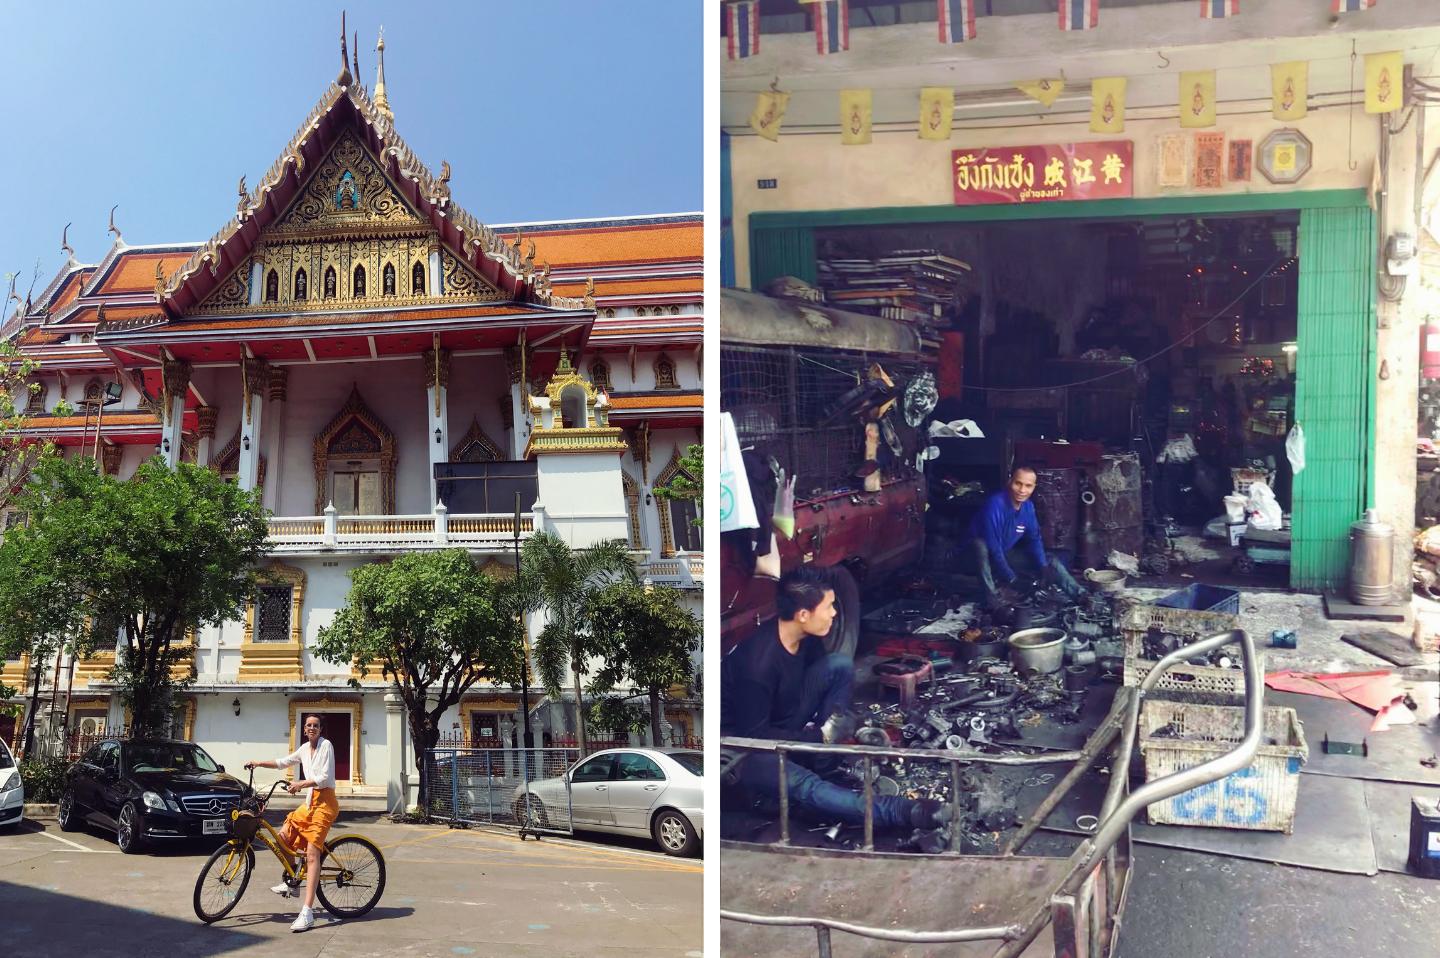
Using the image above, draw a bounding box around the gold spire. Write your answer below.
[374,28,393,122]
[338,12,353,87]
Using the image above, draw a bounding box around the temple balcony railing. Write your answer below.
[638,554,703,590]
[266,506,534,555]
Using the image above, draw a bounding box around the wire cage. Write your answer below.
[721,344,929,501]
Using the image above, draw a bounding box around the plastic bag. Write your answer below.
[903,371,939,427]
[772,471,796,539]
[719,412,760,532]
[1156,434,1198,464]
[1246,481,1283,531]
[928,419,986,439]
[1286,422,1306,475]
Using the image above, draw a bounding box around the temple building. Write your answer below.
[0,36,702,800]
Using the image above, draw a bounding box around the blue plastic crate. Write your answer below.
[1153,583,1241,616]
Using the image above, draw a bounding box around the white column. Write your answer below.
[385,691,407,814]
[162,393,185,467]
[249,260,264,306]
[510,382,527,459]
[428,381,448,509]
[237,360,266,492]
[429,249,442,297]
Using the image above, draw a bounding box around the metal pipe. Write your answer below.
[720,910,1023,945]
[1070,629,1262,892]
[861,755,874,851]
[777,749,790,846]
[1002,689,1128,856]
[720,735,1085,766]
[949,760,964,856]
[815,924,832,958]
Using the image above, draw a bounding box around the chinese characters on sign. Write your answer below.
[952,141,1134,205]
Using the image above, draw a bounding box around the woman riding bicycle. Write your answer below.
[245,715,337,932]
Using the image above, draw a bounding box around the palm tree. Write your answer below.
[519,532,637,755]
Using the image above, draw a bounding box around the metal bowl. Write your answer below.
[1007,628,1068,675]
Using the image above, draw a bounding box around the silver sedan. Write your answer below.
[513,747,703,856]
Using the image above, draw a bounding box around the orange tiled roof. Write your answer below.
[97,252,196,295]
[525,224,701,269]
[554,277,701,297]
[60,304,166,326]
[19,412,159,429]
[115,303,536,334]
[50,272,89,312]
[590,324,701,338]
[608,392,702,408]
[17,328,66,346]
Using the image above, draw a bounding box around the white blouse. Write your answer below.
[276,737,336,802]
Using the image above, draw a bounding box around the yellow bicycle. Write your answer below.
[192,770,385,923]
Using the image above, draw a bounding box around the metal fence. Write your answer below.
[425,747,578,835]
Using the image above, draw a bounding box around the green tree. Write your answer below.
[0,334,65,513]
[586,582,700,746]
[519,532,637,756]
[316,550,524,819]
[650,443,702,527]
[2,456,269,737]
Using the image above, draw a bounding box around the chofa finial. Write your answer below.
[108,205,123,245]
[61,222,75,259]
[338,11,353,87]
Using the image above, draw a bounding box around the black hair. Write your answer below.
[777,565,834,621]
[1011,464,1038,480]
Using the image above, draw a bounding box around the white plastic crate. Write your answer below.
[1119,603,1245,698]
[1138,701,1308,833]
[1230,467,1269,497]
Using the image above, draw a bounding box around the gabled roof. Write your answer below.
[159,78,584,318]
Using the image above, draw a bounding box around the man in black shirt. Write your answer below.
[722,566,951,831]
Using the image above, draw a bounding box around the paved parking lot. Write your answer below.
[0,815,702,958]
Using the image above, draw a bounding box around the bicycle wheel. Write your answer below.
[193,841,255,923]
[315,836,386,919]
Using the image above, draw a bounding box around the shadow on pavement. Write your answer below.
[1,880,265,958]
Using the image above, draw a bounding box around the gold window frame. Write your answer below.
[239,561,307,682]
[286,694,363,785]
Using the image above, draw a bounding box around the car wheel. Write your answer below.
[117,802,144,854]
[651,808,698,857]
[58,789,82,832]
[514,798,548,828]
[823,565,860,659]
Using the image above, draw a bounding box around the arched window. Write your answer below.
[670,305,682,316]
[412,261,426,295]
[353,265,366,299]
[294,268,308,301]
[634,307,647,317]
[383,263,396,296]
[603,308,616,318]
[324,266,336,299]
[265,270,278,302]
[654,353,679,391]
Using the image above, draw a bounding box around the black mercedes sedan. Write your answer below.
[58,739,250,854]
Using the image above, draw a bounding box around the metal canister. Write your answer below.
[1348,508,1394,606]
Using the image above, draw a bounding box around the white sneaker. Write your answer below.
[271,882,296,897]
[291,907,314,933]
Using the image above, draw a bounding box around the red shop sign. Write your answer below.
[952,140,1134,205]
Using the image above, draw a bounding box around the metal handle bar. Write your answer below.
[1071,627,1261,884]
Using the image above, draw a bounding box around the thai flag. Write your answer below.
[1058,0,1098,30]
[1200,0,1238,16]
[813,0,849,55]
[938,0,977,42]
[727,1,758,60]
[1332,0,1376,10]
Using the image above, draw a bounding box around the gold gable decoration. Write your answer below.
[654,445,698,558]
[477,557,516,580]
[312,383,398,515]
[450,415,505,463]
[187,131,502,316]
[522,350,628,458]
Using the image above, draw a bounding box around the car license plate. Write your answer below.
[203,819,228,835]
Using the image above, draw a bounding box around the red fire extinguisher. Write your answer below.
[1424,323,1440,380]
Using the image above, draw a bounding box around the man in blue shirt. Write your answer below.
[958,466,1083,606]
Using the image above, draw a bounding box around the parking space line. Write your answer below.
[395,840,702,873]
[33,831,118,853]
[399,856,701,873]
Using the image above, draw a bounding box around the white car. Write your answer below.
[513,747,703,856]
[0,738,22,831]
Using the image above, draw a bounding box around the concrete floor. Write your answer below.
[0,813,702,958]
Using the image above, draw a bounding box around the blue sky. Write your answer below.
[0,1,701,301]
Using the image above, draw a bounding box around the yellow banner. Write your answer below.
[1271,61,1308,121]
[919,87,954,141]
[1179,70,1216,128]
[750,90,790,142]
[1366,51,1403,114]
[1016,78,1065,108]
[1090,77,1125,134]
[840,88,872,145]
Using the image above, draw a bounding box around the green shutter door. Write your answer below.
[1290,206,1377,591]
[749,226,817,291]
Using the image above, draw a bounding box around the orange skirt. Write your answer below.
[284,788,339,848]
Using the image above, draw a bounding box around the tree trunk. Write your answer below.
[21,655,44,757]
[409,704,432,820]
[649,687,662,746]
[571,653,587,757]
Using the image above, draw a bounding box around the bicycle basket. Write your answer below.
[231,810,262,840]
